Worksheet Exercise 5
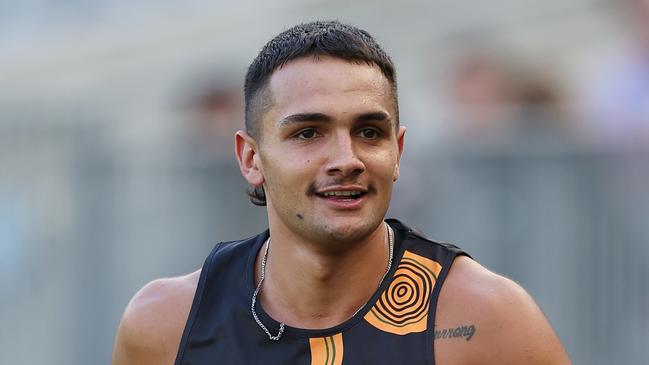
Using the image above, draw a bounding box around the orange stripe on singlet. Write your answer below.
[309,333,343,365]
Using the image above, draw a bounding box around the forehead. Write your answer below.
[263,56,394,127]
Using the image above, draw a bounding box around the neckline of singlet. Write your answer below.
[245,220,405,339]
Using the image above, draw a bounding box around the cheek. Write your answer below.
[368,150,399,177]
[263,158,312,194]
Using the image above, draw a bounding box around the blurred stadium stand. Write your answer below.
[1,1,647,364]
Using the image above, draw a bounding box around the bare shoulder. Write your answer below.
[112,270,201,365]
[434,256,571,365]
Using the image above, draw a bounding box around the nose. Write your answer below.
[325,131,365,177]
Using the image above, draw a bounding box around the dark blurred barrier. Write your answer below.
[1,117,647,364]
[393,142,649,365]
[0,117,266,364]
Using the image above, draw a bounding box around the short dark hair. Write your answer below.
[243,20,399,206]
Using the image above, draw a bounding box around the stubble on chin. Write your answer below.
[298,209,385,248]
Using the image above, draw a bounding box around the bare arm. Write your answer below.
[434,256,571,365]
[112,271,200,365]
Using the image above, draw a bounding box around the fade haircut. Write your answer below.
[243,20,399,206]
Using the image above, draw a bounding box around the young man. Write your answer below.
[112,21,571,364]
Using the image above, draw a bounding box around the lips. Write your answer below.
[317,190,366,199]
[313,185,369,200]
[310,185,371,210]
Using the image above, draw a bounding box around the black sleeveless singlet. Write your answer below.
[175,219,466,365]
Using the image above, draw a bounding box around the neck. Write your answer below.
[255,221,391,329]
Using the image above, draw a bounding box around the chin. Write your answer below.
[318,216,382,243]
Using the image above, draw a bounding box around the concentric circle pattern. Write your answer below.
[364,250,442,335]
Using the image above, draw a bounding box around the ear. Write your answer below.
[235,130,264,186]
[393,126,406,182]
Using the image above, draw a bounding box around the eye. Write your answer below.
[295,128,318,140]
[358,127,381,140]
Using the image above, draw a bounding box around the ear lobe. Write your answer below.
[235,131,264,186]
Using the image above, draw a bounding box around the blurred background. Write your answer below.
[1,0,648,363]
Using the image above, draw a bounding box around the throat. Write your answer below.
[252,223,394,331]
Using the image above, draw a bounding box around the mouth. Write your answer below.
[315,190,367,200]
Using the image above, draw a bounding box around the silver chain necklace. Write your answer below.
[251,222,395,341]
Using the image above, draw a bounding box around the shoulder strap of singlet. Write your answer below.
[174,242,225,365]
[414,236,468,364]
[381,219,470,364]
[427,244,467,364]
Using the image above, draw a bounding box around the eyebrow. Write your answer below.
[355,111,391,124]
[279,113,332,126]
[278,111,392,127]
